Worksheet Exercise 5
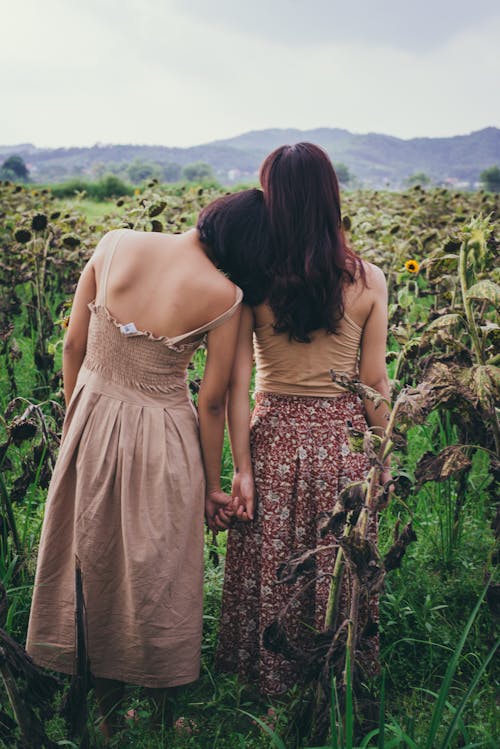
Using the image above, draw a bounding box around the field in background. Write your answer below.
[0,180,498,748]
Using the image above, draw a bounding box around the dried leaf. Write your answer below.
[0,626,61,711]
[275,547,317,584]
[318,482,366,537]
[415,445,472,485]
[330,371,389,409]
[390,325,409,345]
[422,362,477,410]
[318,507,348,538]
[426,313,464,331]
[466,280,500,307]
[421,252,458,280]
[262,619,305,662]
[0,324,14,342]
[362,430,383,464]
[393,382,433,429]
[338,481,367,510]
[383,521,417,571]
[391,472,413,499]
[481,322,500,350]
[339,530,384,592]
[401,338,421,361]
[361,616,379,639]
[464,365,500,404]
[0,648,59,749]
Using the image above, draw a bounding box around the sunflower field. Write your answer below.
[0,180,498,748]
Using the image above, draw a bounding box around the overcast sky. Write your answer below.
[1,0,498,148]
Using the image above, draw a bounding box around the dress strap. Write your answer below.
[169,286,244,343]
[97,229,128,307]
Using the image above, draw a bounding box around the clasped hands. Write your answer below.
[205,471,255,532]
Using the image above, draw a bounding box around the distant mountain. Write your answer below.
[1,127,499,187]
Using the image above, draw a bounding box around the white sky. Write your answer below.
[1,0,499,148]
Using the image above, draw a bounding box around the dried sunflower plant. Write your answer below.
[261,218,499,746]
[263,356,498,744]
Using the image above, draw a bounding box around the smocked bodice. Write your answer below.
[82,229,242,395]
[84,303,206,394]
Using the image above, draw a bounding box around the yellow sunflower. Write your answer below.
[405,259,420,273]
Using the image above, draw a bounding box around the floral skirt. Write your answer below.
[216,391,378,696]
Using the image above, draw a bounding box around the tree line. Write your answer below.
[2,154,500,193]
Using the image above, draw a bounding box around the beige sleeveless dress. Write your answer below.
[27,229,242,687]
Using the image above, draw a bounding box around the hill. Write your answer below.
[1,127,499,187]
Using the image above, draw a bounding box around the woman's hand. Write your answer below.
[205,489,234,532]
[231,470,255,522]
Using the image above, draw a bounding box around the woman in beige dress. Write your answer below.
[26,190,266,737]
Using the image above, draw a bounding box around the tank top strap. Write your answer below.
[97,229,128,307]
[168,286,244,344]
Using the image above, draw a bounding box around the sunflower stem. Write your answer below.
[458,235,484,366]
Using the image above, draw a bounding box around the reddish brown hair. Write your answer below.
[260,142,365,341]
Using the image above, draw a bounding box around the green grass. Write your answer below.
[54,198,124,222]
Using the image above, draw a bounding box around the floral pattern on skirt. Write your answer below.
[216,392,379,696]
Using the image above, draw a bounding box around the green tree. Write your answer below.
[406,171,432,188]
[334,162,352,185]
[182,161,214,182]
[94,174,133,200]
[161,162,182,182]
[0,154,29,181]
[479,165,500,193]
[127,159,161,184]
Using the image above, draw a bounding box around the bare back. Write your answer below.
[92,228,237,340]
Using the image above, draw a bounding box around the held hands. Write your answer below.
[205,489,235,532]
[208,471,255,532]
[231,470,255,522]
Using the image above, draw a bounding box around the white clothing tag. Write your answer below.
[119,322,139,336]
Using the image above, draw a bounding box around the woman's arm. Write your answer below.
[227,304,255,521]
[63,259,96,407]
[199,301,242,530]
[358,266,392,481]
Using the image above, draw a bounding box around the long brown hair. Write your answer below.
[260,142,365,342]
[197,189,272,306]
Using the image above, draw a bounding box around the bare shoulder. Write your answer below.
[363,260,386,287]
[91,228,126,264]
[361,262,387,303]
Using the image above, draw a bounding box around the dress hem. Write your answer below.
[28,653,200,689]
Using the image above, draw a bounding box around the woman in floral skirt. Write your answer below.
[211,143,391,696]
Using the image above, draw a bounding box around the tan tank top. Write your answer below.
[254,313,362,397]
